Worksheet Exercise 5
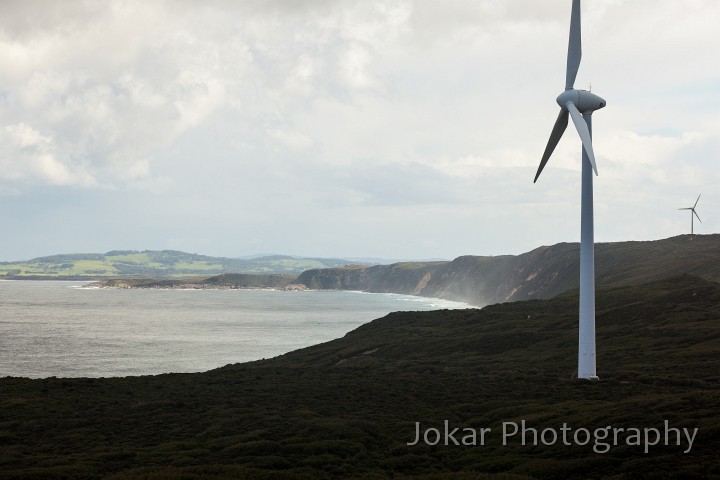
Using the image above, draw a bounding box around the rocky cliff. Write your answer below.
[296,234,720,306]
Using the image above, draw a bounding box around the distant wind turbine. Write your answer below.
[533,0,605,380]
[678,195,702,235]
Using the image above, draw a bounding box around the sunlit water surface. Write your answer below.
[0,280,469,378]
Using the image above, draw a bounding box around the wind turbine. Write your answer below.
[678,195,702,235]
[534,0,605,380]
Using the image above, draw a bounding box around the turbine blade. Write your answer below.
[534,109,569,182]
[694,209,702,223]
[566,0,582,90]
[678,208,692,211]
[694,194,701,209]
[566,102,598,175]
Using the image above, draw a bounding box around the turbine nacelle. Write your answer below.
[534,88,604,183]
[557,89,606,114]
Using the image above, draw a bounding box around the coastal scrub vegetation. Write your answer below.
[1,275,718,479]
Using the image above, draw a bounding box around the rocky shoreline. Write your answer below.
[88,282,310,291]
[86,274,307,291]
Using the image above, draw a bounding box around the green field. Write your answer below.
[0,251,354,278]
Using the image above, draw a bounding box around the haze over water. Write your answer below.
[0,280,469,378]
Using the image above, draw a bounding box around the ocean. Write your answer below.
[0,280,469,378]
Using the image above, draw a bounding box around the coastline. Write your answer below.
[2,275,717,479]
[84,281,311,291]
[84,280,475,307]
[0,282,471,378]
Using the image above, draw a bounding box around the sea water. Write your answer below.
[0,280,469,378]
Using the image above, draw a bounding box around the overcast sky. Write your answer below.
[1,0,717,261]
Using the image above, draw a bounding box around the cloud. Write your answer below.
[0,123,97,187]
[0,0,717,259]
[325,161,468,206]
[266,129,314,151]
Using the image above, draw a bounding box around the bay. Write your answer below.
[0,280,469,378]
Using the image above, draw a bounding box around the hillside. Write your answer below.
[1,275,718,479]
[297,234,720,305]
[0,250,355,278]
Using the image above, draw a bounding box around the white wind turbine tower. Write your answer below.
[678,195,702,235]
[534,0,605,380]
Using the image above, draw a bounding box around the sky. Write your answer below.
[0,0,718,261]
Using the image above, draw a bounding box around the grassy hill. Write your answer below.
[297,234,720,305]
[1,275,718,479]
[0,250,355,278]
